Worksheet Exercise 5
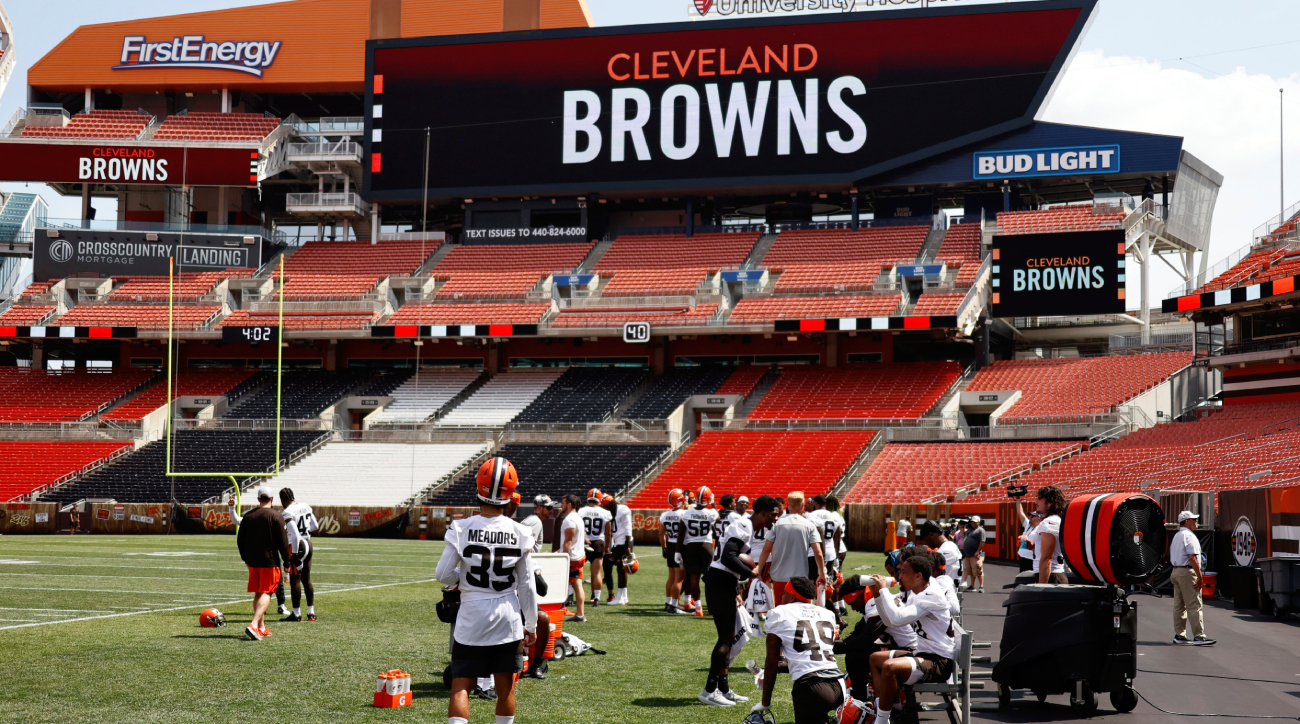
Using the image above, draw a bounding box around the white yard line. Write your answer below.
[0,607,114,613]
[0,577,440,631]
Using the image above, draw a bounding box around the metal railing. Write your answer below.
[830,432,886,498]
[286,140,362,158]
[170,418,333,431]
[204,431,331,504]
[285,192,370,213]
[1109,332,1194,349]
[287,116,365,135]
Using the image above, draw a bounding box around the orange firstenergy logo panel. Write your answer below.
[115,36,282,77]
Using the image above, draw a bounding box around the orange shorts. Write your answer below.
[247,566,282,594]
[568,557,587,580]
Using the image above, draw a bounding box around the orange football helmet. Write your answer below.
[697,486,714,507]
[199,608,226,628]
[587,487,603,503]
[476,457,519,506]
[602,493,615,506]
[668,488,686,508]
[621,551,640,575]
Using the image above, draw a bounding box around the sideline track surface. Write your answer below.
[965,561,1300,723]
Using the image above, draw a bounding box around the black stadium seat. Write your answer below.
[226,370,371,419]
[513,367,649,423]
[39,430,325,504]
[624,368,732,419]
[426,443,669,506]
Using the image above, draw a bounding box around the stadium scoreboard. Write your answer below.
[221,325,280,344]
[365,0,1096,199]
[990,229,1126,318]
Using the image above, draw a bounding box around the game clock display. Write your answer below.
[221,325,280,344]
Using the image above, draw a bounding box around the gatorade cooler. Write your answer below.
[1201,572,1217,598]
[540,603,568,660]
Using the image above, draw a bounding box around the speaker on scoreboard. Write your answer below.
[1061,493,1166,585]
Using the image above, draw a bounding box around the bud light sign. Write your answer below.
[973,144,1120,180]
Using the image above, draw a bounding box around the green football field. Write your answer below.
[0,534,887,724]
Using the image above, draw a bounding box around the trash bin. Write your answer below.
[1229,566,1259,610]
[1259,556,1300,618]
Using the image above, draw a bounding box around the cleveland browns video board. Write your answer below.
[365,0,1096,200]
[990,229,1127,318]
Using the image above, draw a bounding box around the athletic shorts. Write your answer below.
[664,545,681,569]
[896,651,955,685]
[568,557,586,580]
[791,672,847,724]
[704,568,741,643]
[586,540,606,559]
[684,542,712,575]
[807,557,821,580]
[450,640,524,679]
[247,566,281,594]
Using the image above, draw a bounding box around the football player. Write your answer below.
[699,495,781,707]
[579,489,613,606]
[601,493,634,606]
[814,495,845,580]
[434,457,538,724]
[714,494,737,540]
[278,488,319,622]
[864,555,959,724]
[833,575,914,701]
[751,577,848,724]
[558,494,588,622]
[659,488,688,614]
[679,486,719,617]
[736,495,751,518]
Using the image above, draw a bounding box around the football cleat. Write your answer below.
[244,626,262,641]
[476,457,519,506]
[307,613,317,622]
[277,604,290,616]
[722,689,749,703]
[199,608,226,628]
[697,689,735,707]
[281,613,301,622]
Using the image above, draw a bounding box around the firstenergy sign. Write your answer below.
[115,36,282,77]
[365,1,1094,198]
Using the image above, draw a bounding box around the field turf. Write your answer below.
[0,534,886,724]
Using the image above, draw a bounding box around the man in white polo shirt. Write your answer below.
[1170,511,1215,646]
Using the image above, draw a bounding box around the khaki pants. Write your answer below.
[1171,567,1205,639]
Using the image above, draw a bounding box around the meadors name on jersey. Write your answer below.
[973,144,1120,180]
[466,527,520,546]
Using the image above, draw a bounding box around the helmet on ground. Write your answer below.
[602,493,615,506]
[743,707,778,724]
[476,457,519,506]
[621,552,640,575]
[587,487,603,503]
[199,608,226,628]
[697,486,714,507]
[668,488,686,508]
[836,697,874,724]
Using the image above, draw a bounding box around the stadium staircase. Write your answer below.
[731,366,781,418]
[578,238,616,272]
[917,224,948,263]
[742,231,780,269]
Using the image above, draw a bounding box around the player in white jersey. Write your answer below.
[558,494,588,622]
[659,488,688,614]
[819,495,846,575]
[699,495,781,707]
[579,488,613,606]
[678,486,720,617]
[805,496,833,580]
[434,457,538,724]
[277,488,319,622]
[601,494,635,605]
[864,553,958,724]
[753,577,848,724]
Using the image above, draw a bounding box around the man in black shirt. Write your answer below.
[235,486,291,641]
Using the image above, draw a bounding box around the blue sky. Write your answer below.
[1,0,1298,305]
